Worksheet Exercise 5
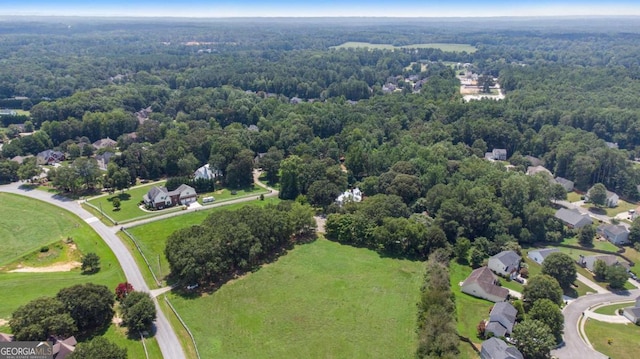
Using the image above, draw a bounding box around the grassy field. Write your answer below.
[521,254,590,297]
[584,319,640,359]
[593,302,634,315]
[563,236,620,252]
[127,198,280,285]
[449,262,493,343]
[567,191,583,202]
[197,185,267,205]
[86,181,169,223]
[166,239,423,359]
[582,199,637,217]
[0,193,157,357]
[331,42,477,52]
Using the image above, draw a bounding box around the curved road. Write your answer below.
[552,288,640,359]
[0,182,186,359]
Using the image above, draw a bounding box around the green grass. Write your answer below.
[166,239,423,359]
[584,319,640,359]
[499,277,524,292]
[86,181,169,223]
[521,254,589,297]
[158,296,198,359]
[331,42,477,52]
[0,193,95,266]
[593,302,634,315]
[102,323,162,359]
[567,191,583,202]
[197,185,267,205]
[563,236,620,252]
[449,262,493,343]
[127,198,280,285]
[582,199,638,217]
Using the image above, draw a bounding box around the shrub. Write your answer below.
[40,246,49,253]
[520,267,529,278]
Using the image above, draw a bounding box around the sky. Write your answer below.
[3,0,640,18]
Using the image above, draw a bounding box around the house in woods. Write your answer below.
[335,188,362,206]
[524,155,543,167]
[96,151,115,171]
[143,184,197,209]
[527,248,559,264]
[461,266,509,303]
[554,177,575,192]
[578,254,630,273]
[36,149,65,165]
[623,296,640,324]
[488,251,521,278]
[597,224,630,245]
[485,148,507,161]
[485,302,518,338]
[586,186,619,207]
[480,337,523,359]
[554,208,593,229]
[526,165,552,177]
[193,163,221,180]
[53,336,77,359]
[92,137,117,150]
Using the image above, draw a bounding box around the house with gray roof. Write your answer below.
[524,155,543,167]
[597,224,629,245]
[480,337,523,359]
[586,186,619,207]
[527,248,559,265]
[193,163,221,180]
[554,177,575,192]
[526,165,552,177]
[579,254,630,273]
[623,296,640,324]
[92,137,117,150]
[488,250,521,278]
[485,302,518,338]
[461,266,509,303]
[485,148,508,161]
[554,208,593,229]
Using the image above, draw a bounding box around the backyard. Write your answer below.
[0,193,154,356]
[166,239,423,359]
[449,262,493,343]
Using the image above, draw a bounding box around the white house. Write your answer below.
[488,250,521,278]
[336,188,362,206]
[461,266,509,303]
[193,163,221,180]
[527,248,559,265]
[623,296,640,324]
[597,224,630,245]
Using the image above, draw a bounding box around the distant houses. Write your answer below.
[554,208,593,229]
[526,165,552,177]
[193,163,222,181]
[578,254,630,273]
[461,266,509,303]
[36,149,65,165]
[143,184,197,210]
[554,177,574,192]
[92,137,117,150]
[527,248,559,265]
[485,148,507,161]
[336,188,362,206]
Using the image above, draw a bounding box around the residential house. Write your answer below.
[461,266,509,303]
[10,155,33,165]
[96,151,115,171]
[485,302,518,338]
[135,106,152,124]
[0,332,13,342]
[485,148,508,161]
[554,177,575,192]
[336,188,362,206]
[605,141,619,149]
[597,224,630,245]
[290,97,303,104]
[578,254,630,273]
[0,109,17,116]
[527,248,559,265]
[480,337,523,359]
[143,184,197,209]
[193,163,222,181]
[92,137,117,150]
[488,250,521,278]
[586,186,619,207]
[526,165,552,177]
[524,155,543,167]
[623,296,640,324]
[36,149,65,165]
[554,208,593,229]
[53,336,77,359]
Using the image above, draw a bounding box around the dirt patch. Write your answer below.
[0,319,8,326]
[9,261,81,273]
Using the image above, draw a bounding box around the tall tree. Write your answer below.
[578,225,596,247]
[512,320,555,359]
[9,297,77,341]
[542,252,577,289]
[528,299,564,344]
[56,283,115,334]
[588,183,607,207]
[121,291,156,334]
[522,274,563,309]
[606,265,629,289]
[68,337,127,359]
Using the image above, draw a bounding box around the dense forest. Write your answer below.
[0,16,639,222]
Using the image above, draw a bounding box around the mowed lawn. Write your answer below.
[127,199,280,283]
[449,262,493,342]
[85,181,169,223]
[0,193,158,357]
[0,193,95,266]
[585,320,640,359]
[166,240,423,359]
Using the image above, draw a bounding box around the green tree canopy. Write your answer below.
[588,183,607,207]
[121,291,156,334]
[512,319,555,359]
[528,299,564,344]
[9,297,76,341]
[68,337,127,359]
[56,283,115,334]
[522,274,563,309]
[606,264,629,289]
[541,252,577,289]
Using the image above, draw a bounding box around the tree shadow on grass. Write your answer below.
[588,207,607,215]
[107,193,131,202]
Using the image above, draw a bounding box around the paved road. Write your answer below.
[551,289,640,359]
[0,182,186,359]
